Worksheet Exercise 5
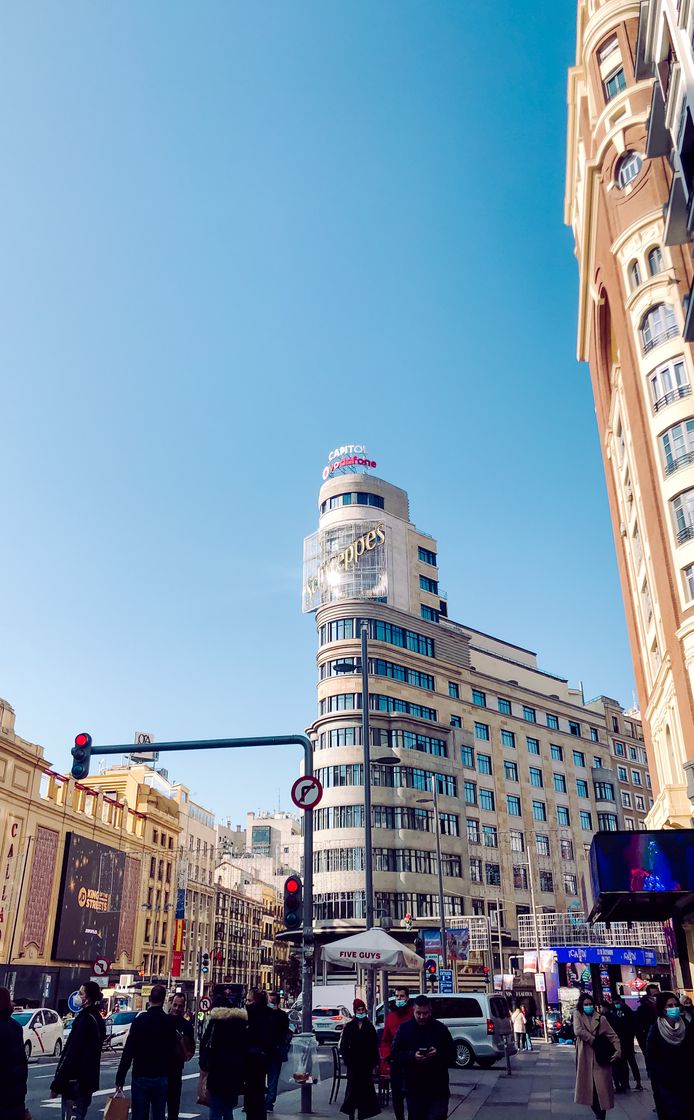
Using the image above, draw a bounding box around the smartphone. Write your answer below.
[417,1047,430,1055]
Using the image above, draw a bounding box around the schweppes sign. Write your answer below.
[302,521,387,613]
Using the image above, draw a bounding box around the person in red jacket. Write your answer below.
[380,988,415,1120]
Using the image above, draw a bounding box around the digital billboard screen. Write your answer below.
[53,833,126,963]
[590,830,694,896]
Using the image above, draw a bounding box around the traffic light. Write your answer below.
[425,957,439,984]
[200,951,210,975]
[283,875,303,930]
[71,732,93,780]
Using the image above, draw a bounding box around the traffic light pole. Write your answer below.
[77,733,315,1112]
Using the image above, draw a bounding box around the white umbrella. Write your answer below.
[322,927,424,970]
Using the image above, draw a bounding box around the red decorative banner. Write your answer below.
[171,918,185,978]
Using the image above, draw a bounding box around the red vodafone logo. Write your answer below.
[322,444,376,481]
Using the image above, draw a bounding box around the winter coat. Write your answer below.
[635,997,657,1050]
[339,1018,381,1120]
[390,1017,456,1100]
[380,1003,414,1064]
[0,1012,28,1120]
[52,1004,106,1098]
[645,1020,694,1120]
[573,1010,621,1112]
[603,1005,636,1056]
[199,1006,249,1097]
[511,1008,526,1034]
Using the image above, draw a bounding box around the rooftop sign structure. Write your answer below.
[322,443,376,481]
[302,520,387,613]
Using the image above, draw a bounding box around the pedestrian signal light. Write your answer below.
[425,958,438,978]
[71,732,93,780]
[201,951,210,975]
[283,876,303,930]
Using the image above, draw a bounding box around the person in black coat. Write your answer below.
[634,984,659,1053]
[199,1000,249,1120]
[604,999,642,1092]
[51,981,106,1119]
[339,999,381,1120]
[245,989,275,1120]
[0,986,28,1120]
[390,995,456,1120]
[645,991,694,1120]
[265,992,291,1112]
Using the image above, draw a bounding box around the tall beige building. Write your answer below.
[565,0,694,829]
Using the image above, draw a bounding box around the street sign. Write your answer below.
[199,997,211,1012]
[534,973,546,992]
[67,991,82,1014]
[291,775,323,811]
[93,957,110,977]
[439,968,454,993]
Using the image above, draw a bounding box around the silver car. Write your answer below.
[377,992,515,1069]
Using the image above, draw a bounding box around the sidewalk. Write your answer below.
[270,1042,656,1120]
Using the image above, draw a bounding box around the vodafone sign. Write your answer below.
[323,444,376,481]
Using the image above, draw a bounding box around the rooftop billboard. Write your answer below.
[302,520,388,613]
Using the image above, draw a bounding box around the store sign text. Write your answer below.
[323,444,376,481]
[303,525,385,601]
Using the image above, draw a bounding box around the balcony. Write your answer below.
[664,172,689,246]
[665,450,694,476]
[643,323,679,353]
[646,80,670,159]
[676,523,694,544]
[653,384,692,411]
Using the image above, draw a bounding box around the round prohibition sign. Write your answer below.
[93,957,110,976]
[199,997,211,1012]
[291,775,323,811]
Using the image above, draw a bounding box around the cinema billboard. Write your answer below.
[53,833,126,963]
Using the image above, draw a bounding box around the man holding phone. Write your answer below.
[390,997,456,1120]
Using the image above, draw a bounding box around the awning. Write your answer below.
[321,927,424,970]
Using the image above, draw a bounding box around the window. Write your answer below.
[529,766,543,788]
[580,810,593,830]
[470,857,482,883]
[624,816,635,830]
[504,761,519,782]
[501,730,516,749]
[420,575,439,594]
[648,246,664,276]
[614,740,625,757]
[629,259,642,291]
[640,303,678,353]
[557,806,570,826]
[635,794,646,811]
[507,795,522,817]
[448,682,460,699]
[467,818,480,844]
[513,865,529,890]
[372,694,437,721]
[510,828,524,851]
[598,812,619,831]
[612,716,619,732]
[563,873,578,895]
[573,750,586,767]
[320,491,385,513]
[617,765,628,781]
[527,737,540,755]
[498,698,512,715]
[485,863,501,886]
[546,714,559,730]
[605,66,627,101]
[460,745,474,767]
[418,546,437,565]
[616,151,643,189]
[464,781,477,805]
[646,773,652,788]
[536,834,550,856]
[628,745,637,760]
[569,720,581,737]
[483,824,498,848]
[523,706,536,722]
[672,488,694,543]
[539,870,554,892]
[477,753,492,775]
[560,838,574,860]
[593,756,603,768]
[532,800,547,822]
[472,689,486,707]
[595,782,615,801]
[421,605,439,622]
[553,772,567,793]
[590,727,600,743]
[622,791,632,808]
[550,744,563,761]
[450,715,462,728]
[632,769,642,785]
[480,789,495,811]
[474,722,490,741]
[661,419,694,475]
[598,35,620,65]
[576,779,589,798]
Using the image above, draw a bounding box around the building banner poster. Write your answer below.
[422,927,470,962]
[171,918,185,978]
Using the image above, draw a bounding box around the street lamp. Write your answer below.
[416,775,448,971]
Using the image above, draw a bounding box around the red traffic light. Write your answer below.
[75,732,92,748]
[286,877,300,894]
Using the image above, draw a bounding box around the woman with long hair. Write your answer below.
[573,991,620,1120]
[0,987,28,1120]
[645,991,693,1120]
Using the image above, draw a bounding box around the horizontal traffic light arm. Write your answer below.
[71,734,314,780]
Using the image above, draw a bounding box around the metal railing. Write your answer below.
[653,384,692,412]
[643,324,679,354]
[665,449,694,475]
[677,523,694,544]
[517,911,666,951]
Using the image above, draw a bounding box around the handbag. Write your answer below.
[197,1071,210,1106]
[103,1091,130,1120]
[593,1020,616,1067]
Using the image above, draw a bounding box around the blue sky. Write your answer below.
[1,1,633,824]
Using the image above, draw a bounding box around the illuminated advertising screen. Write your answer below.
[53,833,126,963]
[302,520,388,613]
[590,830,694,896]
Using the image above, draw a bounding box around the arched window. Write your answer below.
[640,303,678,353]
[616,151,643,189]
[648,246,664,276]
[629,260,642,291]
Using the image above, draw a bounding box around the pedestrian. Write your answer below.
[50,981,106,1120]
[245,989,274,1120]
[168,992,196,1120]
[645,991,694,1120]
[199,994,249,1120]
[339,998,381,1120]
[511,1005,526,1052]
[679,994,693,1026]
[603,998,642,1093]
[634,983,659,1055]
[390,994,456,1120]
[265,991,291,1113]
[573,991,621,1120]
[524,1008,534,1051]
[116,984,179,1120]
[0,986,28,1120]
[379,987,414,1120]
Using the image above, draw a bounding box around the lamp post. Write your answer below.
[416,775,448,971]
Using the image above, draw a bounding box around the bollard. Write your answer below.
[503,1032,512,1077]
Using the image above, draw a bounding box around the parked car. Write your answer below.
[12,1007,64,1059]
[376,992,515,1069]
[311,1005,352,1043]
[106,1009,141,1050]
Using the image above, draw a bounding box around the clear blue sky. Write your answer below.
[1,1,633,823]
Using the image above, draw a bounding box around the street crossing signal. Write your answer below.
[283,875,303,930]
[200,951,210,975]
[425,957,439,979]
[71,732,93,780]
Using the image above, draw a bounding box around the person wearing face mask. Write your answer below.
[679,994,693,1026]
[603,997,642,1093]
[645,992,694,1120]
[573,991,621,1120]
[379,988,414,1120]
[339,999,381,1120]
[264,993,291,1113]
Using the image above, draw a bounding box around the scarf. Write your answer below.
[657,1016,686,1045]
